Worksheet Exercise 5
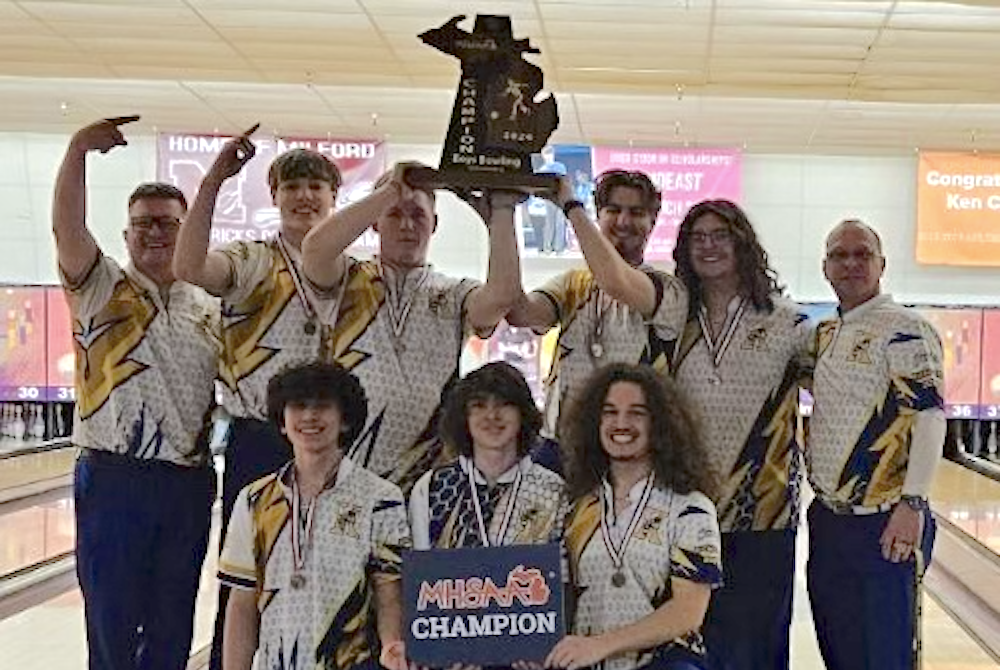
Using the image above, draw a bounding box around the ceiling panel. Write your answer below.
[3,0,1000,153]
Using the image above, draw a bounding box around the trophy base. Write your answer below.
[408,167,560,197]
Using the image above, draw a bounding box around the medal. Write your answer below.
[290,471,318,592]
[382,260,430,352]
[590,288,616,361]
[600,474,654,592]
[277,236,321,339]
[697,298,748,390]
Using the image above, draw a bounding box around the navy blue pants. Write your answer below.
[703,529,796,670]
[210,418,291,670]
[75,449,215,670]
[807,500,935,670]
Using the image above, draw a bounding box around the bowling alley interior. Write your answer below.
[4,1,1000,668]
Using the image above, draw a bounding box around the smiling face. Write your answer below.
[281,399,344,457]
[597,186,655,266]
[823,221,885,311]
[467,394,522,456]
[599,381,653,465]
[688,212,738,285]
[125,197,185,282]
[274,177,336,241]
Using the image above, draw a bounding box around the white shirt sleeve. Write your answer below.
[903,408,946,498]
[218,486,257,590]
[215,240,273,305]
[62,254,123,322]
[408,470,434,550]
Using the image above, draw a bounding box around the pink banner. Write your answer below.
[591,147,742,263]
[157,134,387,251]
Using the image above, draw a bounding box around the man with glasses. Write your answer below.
[806,219,945,670]
[669,200,813,670]
[507,170,687,438]
[53,116,219,669]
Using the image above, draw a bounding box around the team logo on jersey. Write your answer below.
[335,504,362,538]
[428,291,450,316]
[634,512,665,544]
[741,326,769,351]
[847,331,875,365]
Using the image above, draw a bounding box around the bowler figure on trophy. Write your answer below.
[416,14,560,194]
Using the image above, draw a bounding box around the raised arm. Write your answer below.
[505,290,559,331]
[53,116,139,284]
[556,179,658,317]
[301,164,409,291]
[173,124,258,296]
[464,191,524,334]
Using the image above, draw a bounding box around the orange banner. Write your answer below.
[917,152,1000,266]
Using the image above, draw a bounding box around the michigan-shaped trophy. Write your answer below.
[415,15,560,194]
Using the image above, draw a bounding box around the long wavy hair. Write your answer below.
[673,199,783,319]
[560,364,717,501]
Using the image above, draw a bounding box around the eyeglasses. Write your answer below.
[825,249,880,263]
[129,216,181,232]
[689,229,734,246]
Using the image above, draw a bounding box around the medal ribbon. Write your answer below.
[276,235,319,331]
[379,259,430,340]
[589,288,617,357]
[465,457,524,547]
[697,297,748,369]
[290,473,318,578]
[600,473,654,575]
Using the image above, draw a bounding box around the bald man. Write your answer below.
[805,219,945,670]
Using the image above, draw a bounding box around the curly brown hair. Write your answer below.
[673,199,783,319]
[559,363,717,501]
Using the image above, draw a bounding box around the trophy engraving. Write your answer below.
[414,15,560,194]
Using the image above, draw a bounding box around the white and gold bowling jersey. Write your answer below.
[328,258,483,493]
[564,483,722,670]
[216,238,336,421]
[670,297,813,532]
[808,295,944,514]
[64,255,218,467]
[218,457,411,670]
[534,267,687,437]
[409,455,567,549]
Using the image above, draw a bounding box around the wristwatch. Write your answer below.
[562,199,585,217]
[899,495,929,512]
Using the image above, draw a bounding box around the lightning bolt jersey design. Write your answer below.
[808,295,944,513]
[533,267,687,438]
[329,258,480,493]
[669,298,814,532]
[218,457,411,670]
[216,239,334,421]
[65,255,219,467]
[564,485,721,670]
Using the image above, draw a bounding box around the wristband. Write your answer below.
[562,199,585,217]
[899,494,929,512]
